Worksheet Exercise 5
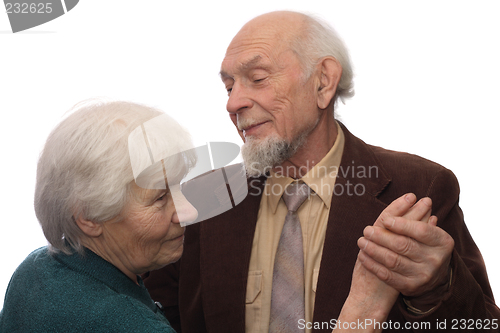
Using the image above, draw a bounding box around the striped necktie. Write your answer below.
[269,182,311,332]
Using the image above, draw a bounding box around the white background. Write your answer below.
[1,1,499,308]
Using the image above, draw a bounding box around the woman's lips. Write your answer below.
[168,231,185,242]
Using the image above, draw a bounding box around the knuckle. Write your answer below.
[419,271,433,286]
[393,236,413,255]
[375,266,391,283]
[378,211,392,226]
[444,234,455,251]
[384,250,401,270]
[427,256,441,271]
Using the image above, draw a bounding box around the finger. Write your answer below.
[421,208,432,223]
[379,216,446,247]
[358,249,425,295]
[402,197,432,223]
[374,193,417,227]
[358,249,402,287]
[358,236,415,275]
[363,224,425,260]
[428,215,438,226]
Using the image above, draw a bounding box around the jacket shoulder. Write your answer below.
[367,144,459,201]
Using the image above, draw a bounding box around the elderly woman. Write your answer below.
[0,100,197,332]
[0,99,410,333]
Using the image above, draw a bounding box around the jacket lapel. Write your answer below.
[199,176,265,333]
[312,123,391,331]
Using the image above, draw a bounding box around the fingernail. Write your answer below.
[358,237,368,250]
[364,226,374,239]
[405,193,415,203]
[421,197,432,206]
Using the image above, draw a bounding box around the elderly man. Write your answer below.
[144,11,500,332]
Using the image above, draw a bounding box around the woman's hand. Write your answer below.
[334,256,399,332]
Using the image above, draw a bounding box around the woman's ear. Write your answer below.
[75,216,103,238]
[316,56,342,110]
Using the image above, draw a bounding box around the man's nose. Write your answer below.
[226,82,253,114]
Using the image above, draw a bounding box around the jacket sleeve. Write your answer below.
[400,168,500,330]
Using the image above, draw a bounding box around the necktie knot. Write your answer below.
[282,182,311,213]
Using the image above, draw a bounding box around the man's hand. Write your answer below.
[357,193,455,311]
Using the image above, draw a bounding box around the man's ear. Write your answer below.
[75,215,103,238]
[316,57,342,110]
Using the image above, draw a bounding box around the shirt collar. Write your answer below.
[265,121,345,213]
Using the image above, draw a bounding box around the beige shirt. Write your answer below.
[245,123,345,333]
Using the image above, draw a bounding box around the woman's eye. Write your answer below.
[157,194,166,202]
[254,78,265,83]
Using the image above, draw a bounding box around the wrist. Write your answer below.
[403,266,453,315]
[342,291,394,323]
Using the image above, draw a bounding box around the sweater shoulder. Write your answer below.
[1,247,175,332]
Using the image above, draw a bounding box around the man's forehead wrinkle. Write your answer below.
[227,37,277,57]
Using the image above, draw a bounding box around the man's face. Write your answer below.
[219,20,320,156]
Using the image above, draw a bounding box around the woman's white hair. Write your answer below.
[35,99,194,255]
[291,12,355,107]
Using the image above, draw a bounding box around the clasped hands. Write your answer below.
[335,194,455,332]
[358,193,455,312]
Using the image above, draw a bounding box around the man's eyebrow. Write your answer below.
[219,55,263,80]
[219,70,231,80]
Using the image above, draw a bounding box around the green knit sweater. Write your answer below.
[0,246,176,332]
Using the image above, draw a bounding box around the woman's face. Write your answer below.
[99,182,197,280]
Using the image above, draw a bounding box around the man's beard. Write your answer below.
[241,132,308,177]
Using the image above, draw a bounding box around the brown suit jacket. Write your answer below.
[144,123,500,332]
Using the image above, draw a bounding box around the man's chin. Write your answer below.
[241,135,289,177]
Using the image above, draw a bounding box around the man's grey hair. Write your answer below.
[291,12,355,107]
[34,99,193,255]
